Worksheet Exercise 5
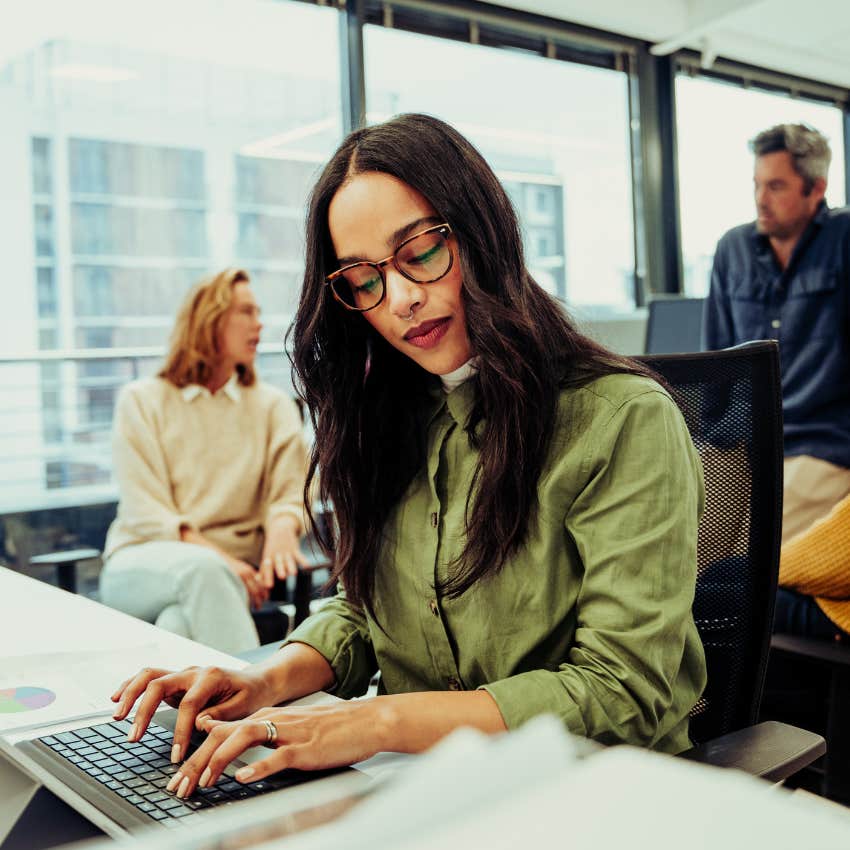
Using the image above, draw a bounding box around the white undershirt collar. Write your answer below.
[181,372,242,403]
[440,358,478,393]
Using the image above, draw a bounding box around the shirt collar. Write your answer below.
[181,372,242,403]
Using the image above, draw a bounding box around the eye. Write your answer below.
[355,275,381,293]
[406,243,442,265]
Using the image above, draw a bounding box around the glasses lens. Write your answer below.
[397,230,451,282]
[332,264,384,310]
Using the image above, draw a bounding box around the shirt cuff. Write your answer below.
[283,612,375,698]
[480,670,588,735]
[265,505,305,537]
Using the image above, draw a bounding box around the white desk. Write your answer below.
[0,568,395,849]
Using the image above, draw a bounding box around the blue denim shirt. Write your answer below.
[704,203,850,468]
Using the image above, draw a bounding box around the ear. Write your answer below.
[811,176,827,203]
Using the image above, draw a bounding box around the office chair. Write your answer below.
[638,341,824,779]
[644,296,705,354]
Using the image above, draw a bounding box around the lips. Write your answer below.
[404,318,448,341]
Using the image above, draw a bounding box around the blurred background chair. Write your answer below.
[644,296,705,355]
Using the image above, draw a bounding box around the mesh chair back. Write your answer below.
[637,341,783,743]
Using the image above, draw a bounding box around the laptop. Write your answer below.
[4,708,373,841]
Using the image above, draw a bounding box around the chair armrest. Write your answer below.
[771,633,850,667]
[678,720,825,782]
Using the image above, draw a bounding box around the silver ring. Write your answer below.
[263,720,277,744]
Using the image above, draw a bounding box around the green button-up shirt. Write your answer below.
[286,373,707,753]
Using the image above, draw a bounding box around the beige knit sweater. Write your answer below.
[780,492,850,634]
[104,376,308,564]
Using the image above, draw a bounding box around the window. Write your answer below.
[0,0,342,504]
[364,25,636,310]
[676,74,847,296]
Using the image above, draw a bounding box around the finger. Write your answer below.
[110,675,135,703]
[235,743,294,784]
[127,670,193,741]
[195,690,250,726]
[259,558,275,589]
[111,668,171,721]
[169,672,232,763]
[292,547,310,569]
[273,553,287,581]
[173,722,266,798]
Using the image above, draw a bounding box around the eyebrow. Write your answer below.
[335,216,442,266]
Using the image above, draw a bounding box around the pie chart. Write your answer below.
[0,687,57,713]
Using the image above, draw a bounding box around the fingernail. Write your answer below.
[166,771,183,792]
[236,767,254,782]
[177,776,190,798]
[171,744,181,763]
[199,767,211,788]
[127,723,139,742]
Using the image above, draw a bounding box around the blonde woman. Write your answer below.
[100,269,308,653]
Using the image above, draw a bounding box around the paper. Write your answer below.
[0,642,242,735]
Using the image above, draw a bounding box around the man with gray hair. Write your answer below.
[704,123,850,548]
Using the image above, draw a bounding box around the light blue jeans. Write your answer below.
[100,541,260,654]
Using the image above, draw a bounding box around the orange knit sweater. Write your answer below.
[780,492,850,634]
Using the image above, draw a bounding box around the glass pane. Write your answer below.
[0,0,342,505]
[364,26,635,312]
[676,75,847,296]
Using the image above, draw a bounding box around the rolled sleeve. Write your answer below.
[283,590,377,698]
[485,390,706,749]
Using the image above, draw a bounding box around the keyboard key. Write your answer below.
[147,810,169,821]
[90,724,125,740]
[198,790,229,803]
[140,770,167,783]
[125,794,144,806]
[41,736,58,746]
[158,797,187,811]
[76,728,102,740]
[150,758,171,769]
[115,788,134,798]
[104,765,128,776]
[55,732,79,744]
[136,802,157,813]
[124,777,146,789]
[67,740,91,751]
[113,771,136,782]
[183,798,212,809]
[144,791,170,803]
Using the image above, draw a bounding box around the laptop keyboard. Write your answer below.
[37,718,326,827]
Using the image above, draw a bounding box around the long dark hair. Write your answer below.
[291,113,654,618]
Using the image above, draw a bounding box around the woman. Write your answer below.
[111,115,706,800]
[100,269,308,654]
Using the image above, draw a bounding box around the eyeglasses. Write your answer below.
[326,223,454,312]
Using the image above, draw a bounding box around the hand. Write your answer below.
[227,557,269,609]
[259,514,308,587]
[109,665,277,763]
[166,701,388,799]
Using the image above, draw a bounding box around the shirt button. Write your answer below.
[429,599,439,617]
[430,511,438,528]
[771,318,781,329]
[447,677,462,691]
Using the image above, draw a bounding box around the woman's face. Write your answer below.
[218,282,263,367]
[327,172,472,375]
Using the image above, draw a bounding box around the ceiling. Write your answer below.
[490,0,850,91]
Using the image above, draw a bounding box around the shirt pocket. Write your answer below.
[785,268,840,341]
[729,284,769,342]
